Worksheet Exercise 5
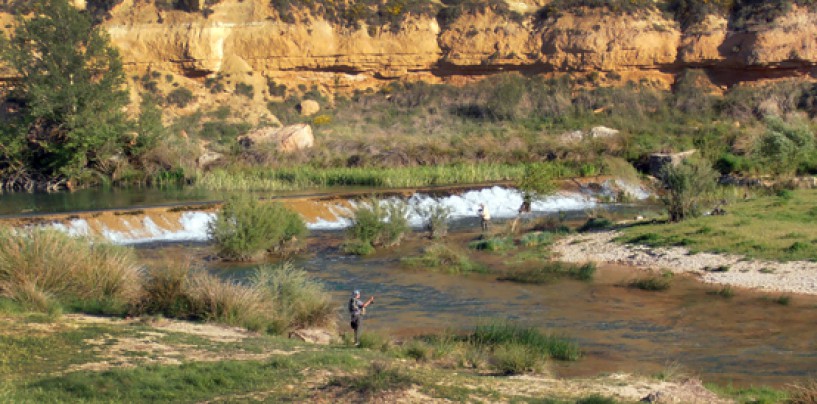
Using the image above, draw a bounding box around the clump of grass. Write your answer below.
[499,261,596,284]
[759,267,775,274]
[252,262,335,332]
[519,231,553,247]
[402,339,433,362]
[353,332,393,352]
[343,200,409,255]
[710,285,735,298]
[629,271,673,291]
[330,361,416,397]
[576,395,619,404]
[185,271,271,331]
[468,236,514,252]
[705,265,730,272]
[0,228,141,314]
[577,217,613,232]
[470,321,581,362]
[774,295,791,306]
[401,243,486,274]
[491,342,547,375]
[208,195,306,261]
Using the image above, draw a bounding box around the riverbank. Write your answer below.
[0,312,736,403]
[554,231,817,295]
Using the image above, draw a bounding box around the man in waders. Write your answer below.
[349,290,374,346]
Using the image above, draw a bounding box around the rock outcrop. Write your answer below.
[238,123,314,153]
[6,0,817,94]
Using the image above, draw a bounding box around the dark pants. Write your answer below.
[351,314,361,344]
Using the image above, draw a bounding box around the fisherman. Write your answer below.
[349,289,375,346]
[478,203,491,231]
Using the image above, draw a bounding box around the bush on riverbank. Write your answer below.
[208,195,307,261]
[253,262,335,332]
[343,200,409,255]
[629,272,674,291]
[0,228,141,314]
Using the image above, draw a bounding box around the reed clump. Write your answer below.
[629,272,674,291]
[0,228,141,313]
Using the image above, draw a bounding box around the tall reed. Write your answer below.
[0,228,141,313]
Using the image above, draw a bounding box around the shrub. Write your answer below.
[166,87,195,108]
[403,339,433,362]
[0,228,141,313]
[789,378,817,404]
[774,295,791,306]
[252,262,334,332]
[207,195,307,261]
[139,261,194,318]
[421,205,451,239]
[401,243,486,274]
[629,272,673,291]
[754,116,816,176]
[711,285,735,298]
[499,261,596,284]
[658,157,718,222]
[345,200,409,254]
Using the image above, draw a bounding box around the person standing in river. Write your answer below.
[478,203,491,232]
[349,289,374,346]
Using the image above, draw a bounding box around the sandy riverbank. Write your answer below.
[553,231,817,295]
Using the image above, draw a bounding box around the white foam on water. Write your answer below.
[43,187,598,243]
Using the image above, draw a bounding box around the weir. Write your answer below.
[0,186,608,244]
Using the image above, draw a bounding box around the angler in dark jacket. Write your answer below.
[349,289,375,346]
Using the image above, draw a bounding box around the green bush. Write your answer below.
[0,228,141,313]
[166,87,195,108]
[577,217,613,232]
[207,195,307,261]
[491,342,545,375]
[519,231,553,247]
[658,157,718,222]
[234,83,254,99]
[754,116,816,176]
[344,200,409,254]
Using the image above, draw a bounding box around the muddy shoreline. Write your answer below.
[554,230,817,296]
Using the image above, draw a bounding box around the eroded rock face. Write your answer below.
[7,0,817,93]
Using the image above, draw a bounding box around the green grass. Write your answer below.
[196,164,526,191]
[710,285,735,298]
[469,236,515,252]
[499,262,596,284]
[628,272,673,291]
[705,383,789,404]
[401,243,488,274]
[618,189,817,261]
[470,321,581,362]
[519,231,554,247]
[329,361,417,396]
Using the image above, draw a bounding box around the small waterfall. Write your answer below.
[36,186,599,244]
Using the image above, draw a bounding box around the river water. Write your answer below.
[3,185,815,387]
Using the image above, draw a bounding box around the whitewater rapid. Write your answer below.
[47,186,598,245]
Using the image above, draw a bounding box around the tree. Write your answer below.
[658,157,718,222]
[0,0,131,187]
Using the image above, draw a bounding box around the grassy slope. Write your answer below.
[618,189,817,261]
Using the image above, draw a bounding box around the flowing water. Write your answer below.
[4,184,815,387]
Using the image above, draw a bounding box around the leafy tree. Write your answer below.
[0,0,131,186]
[658,157,718,222]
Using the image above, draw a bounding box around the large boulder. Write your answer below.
[298,100,320,117]
[589,126,619,139]
[648,149,697,177]
[238,123,314,153]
